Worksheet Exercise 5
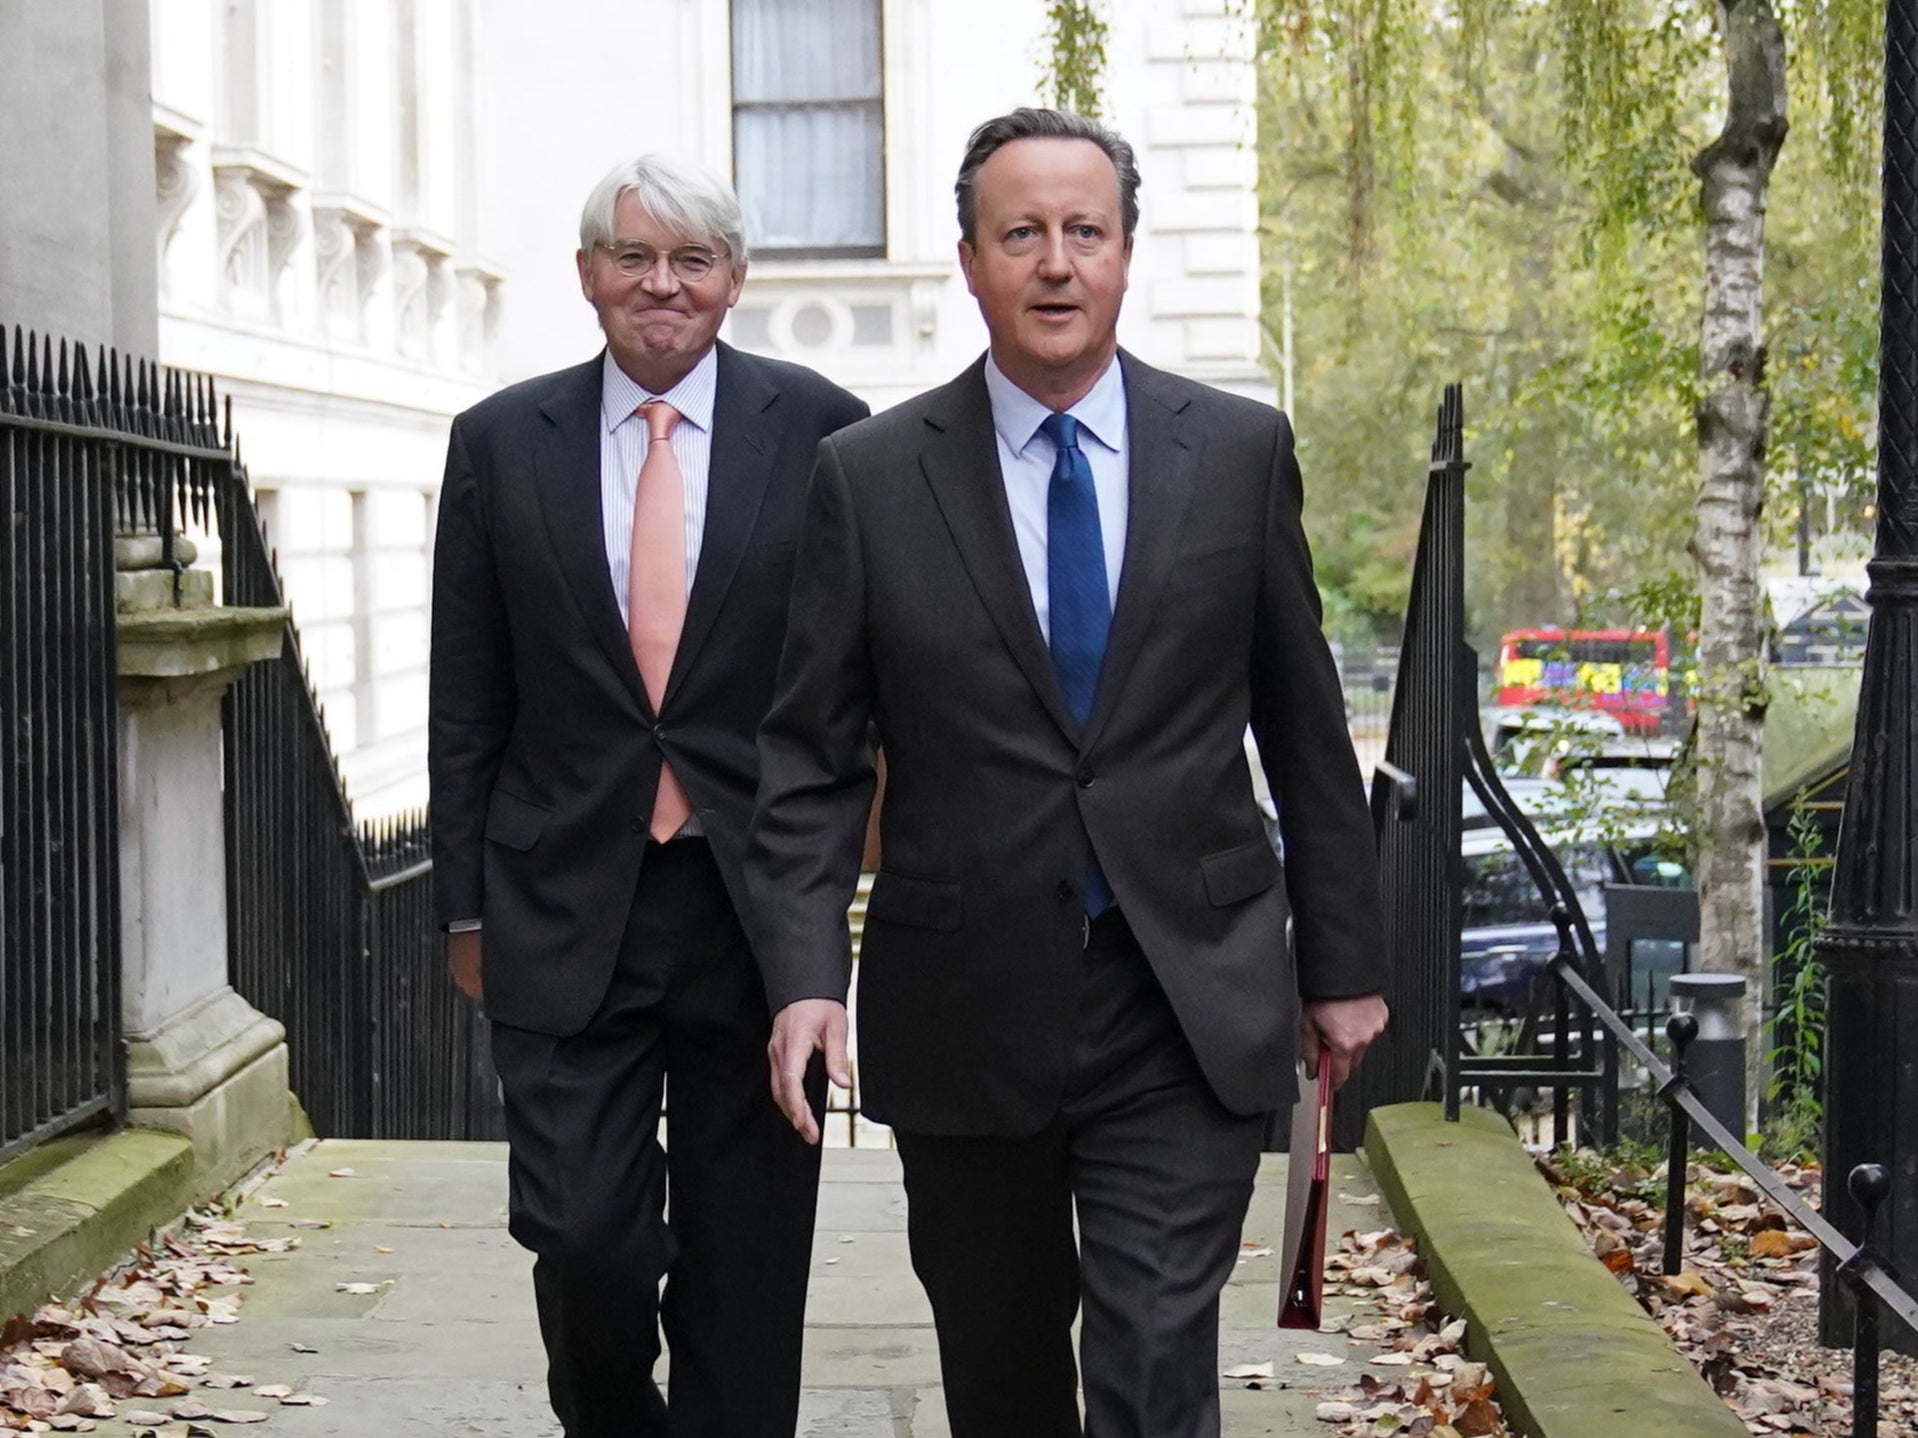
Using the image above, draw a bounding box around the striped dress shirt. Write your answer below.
[600,346,717,622]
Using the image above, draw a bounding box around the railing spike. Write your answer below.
[56,338,70,402]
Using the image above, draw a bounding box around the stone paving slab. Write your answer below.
[74,1139,1393,1437]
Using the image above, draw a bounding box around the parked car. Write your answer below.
[1458,820,1691,1015]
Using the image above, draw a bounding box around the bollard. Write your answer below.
[1850,1163,1890,1438]
[1663,1012,1698,1276]
[1669,973,1747,1144]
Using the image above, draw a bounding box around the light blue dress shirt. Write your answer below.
[982,353,1129,642]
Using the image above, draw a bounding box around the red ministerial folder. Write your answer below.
[1277,1051,1334,1330]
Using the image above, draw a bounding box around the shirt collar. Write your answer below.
[601,346,718,434]
[983,350,1126,456]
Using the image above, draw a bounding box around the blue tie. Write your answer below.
[1041,411,1114,918]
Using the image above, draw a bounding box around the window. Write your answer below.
[731,0,885,257]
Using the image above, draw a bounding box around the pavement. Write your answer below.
[78,1137,1397,1437]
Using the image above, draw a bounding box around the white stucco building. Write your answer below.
[148,0,499,815]
[138,0,1269,815]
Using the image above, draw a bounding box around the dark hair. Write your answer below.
[954,107,1141,244]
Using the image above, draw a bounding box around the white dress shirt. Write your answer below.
[982,352,1129,640]
[601,347,717,622]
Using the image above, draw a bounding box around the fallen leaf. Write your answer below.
[1455,1395,1502,1436]
[210,1411,270,1424]
[1222,1363,1275,1380]
[57,1339,136,1381]
[326,1168,357,1179]
[288,1344,317,1355]
[1749,1230,1817,1260]
[249,1386,292,1399]
[278,1394,328,1406]
[257,1199,288,1210]
[333,1284,378,1296]
[1295,1351,1345,1366]
[1660,1271,1715,1299]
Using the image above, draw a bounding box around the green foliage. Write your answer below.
[1037,0,1110,118]
[1252,0,1881,639]
[1764,795,1829,1156]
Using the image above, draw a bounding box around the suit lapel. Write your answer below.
[1081,353,1201,752]
[668,343,779,703]
[534,356,651,715]
[918,363,1078,742]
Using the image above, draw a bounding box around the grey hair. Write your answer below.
[954,107,1141,244]
[578,154,749,267]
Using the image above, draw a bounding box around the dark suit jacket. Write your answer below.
[428,341,868,1035]
[749,351,1387,1136]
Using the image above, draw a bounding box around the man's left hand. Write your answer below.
[1300,994,1389,1091]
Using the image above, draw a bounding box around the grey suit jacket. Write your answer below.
[748,351,1387,1135]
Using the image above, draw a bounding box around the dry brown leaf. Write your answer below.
[1749,1230,1818,1260]
[209,1410,269,1424]
[1454,1395,1503,1436]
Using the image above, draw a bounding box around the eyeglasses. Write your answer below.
[595,241,729,282]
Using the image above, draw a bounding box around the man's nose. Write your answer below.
[1035,231,1072,278]
[638,256,682,295]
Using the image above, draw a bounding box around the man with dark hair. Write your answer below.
[749,108,1390,1438]
[429,154,867,1437]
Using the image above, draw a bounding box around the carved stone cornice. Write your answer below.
[210,149,307,318]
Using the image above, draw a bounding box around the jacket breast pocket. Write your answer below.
[485,789,551,853]
[1199,839,1281,907]
[1167,543,1260,593]
[866,869,963,932]
[754,539,798,570]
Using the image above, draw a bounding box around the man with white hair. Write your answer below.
[429,154,867,1437]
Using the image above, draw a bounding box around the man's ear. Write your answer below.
[576,249,593,302]
[957,239,978,297]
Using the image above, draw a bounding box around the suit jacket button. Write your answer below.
[1056,879,1076,903]
[630,818,645,835]
[653,724,666,742]
[1077,767,1095,788]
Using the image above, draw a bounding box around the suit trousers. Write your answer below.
[893,911,1267,1438]
[489,838,823,1438]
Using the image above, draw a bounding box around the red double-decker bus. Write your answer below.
[1493,628,1671,733]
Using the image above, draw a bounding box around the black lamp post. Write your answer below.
[1817,0,1918,1357]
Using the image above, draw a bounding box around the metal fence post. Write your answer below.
[1819,0,1918,1356]
[1848,1163,1890,1438]
[1662,1012,1698,1276]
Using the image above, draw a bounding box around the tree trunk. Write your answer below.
[1688,0,1788,1128]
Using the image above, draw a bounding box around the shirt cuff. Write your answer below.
[446,918,482,933]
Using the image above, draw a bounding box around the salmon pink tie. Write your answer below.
[629,400,693,841]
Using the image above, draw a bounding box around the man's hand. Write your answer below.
[447,930,483,1002]
[768,999,851,1145]
[1300,993,1388,1091]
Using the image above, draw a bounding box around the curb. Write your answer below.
[1363,1102,1745,1438]
[0,1129,198,1323]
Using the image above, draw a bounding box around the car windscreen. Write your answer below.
[1461,842,1611,929]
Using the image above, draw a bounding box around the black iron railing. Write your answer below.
[1340,386,1468,1150]
[0,330,127,1162]
[215,431,503,1142]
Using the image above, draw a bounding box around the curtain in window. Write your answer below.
[733,0,884,253]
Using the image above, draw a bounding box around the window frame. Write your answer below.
[729,0,889,261]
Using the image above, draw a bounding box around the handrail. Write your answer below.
[1547,949,1918,1336]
